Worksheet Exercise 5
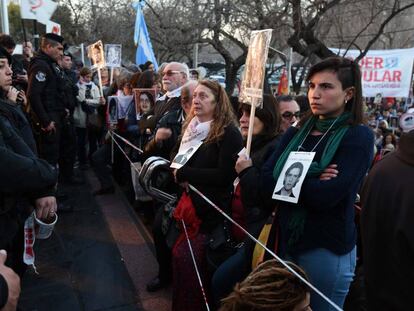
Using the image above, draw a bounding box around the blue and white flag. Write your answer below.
[132,1,158,70]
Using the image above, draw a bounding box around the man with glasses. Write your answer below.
[277,95,300,133]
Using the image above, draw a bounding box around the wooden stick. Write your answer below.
[245,98,257,157]
[97,68,104,97]
[110,67,114,85]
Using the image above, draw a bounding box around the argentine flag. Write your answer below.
[132,1,159,70]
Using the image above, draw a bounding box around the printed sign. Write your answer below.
[331,47,414,98]
[105,44,122,68]
[87,40,106,69]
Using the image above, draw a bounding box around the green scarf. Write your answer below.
[273,112,351,247]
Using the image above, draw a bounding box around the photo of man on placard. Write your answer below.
[108,96,118,124]
[274,162,304,198]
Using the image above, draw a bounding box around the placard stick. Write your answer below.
[97,68,104,97]
[110,67,114,85]
[245,98,258,157]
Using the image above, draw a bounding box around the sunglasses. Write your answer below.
[282,111,300,119]
[163,70,183,76]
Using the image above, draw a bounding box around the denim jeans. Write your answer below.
[289,247,356,311]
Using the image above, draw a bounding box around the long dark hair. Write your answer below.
[240,94,281,140]
[300,56,364,127]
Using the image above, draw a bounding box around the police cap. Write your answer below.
[43,33,64,44]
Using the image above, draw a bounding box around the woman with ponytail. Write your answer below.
[260,56,374,310]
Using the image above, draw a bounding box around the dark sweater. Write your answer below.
[262,125,374,256]
[176,124,243,232]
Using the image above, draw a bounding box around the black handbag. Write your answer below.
[206,220,239,274]
[161,198,181,249]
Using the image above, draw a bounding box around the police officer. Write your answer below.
[58,51,81,184]
[27,33,65,167]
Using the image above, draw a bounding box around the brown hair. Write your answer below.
[219,260,310,311]
[79,67,92,77]
[182,79,237,144]
[300,56,364,127]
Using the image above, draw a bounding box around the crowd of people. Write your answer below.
[0,31,413,311]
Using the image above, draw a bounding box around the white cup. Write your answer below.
[33,212,58,239]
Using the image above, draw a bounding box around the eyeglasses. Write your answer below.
[163,70,183,76]
[282,111,300,119]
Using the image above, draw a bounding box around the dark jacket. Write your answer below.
[142,96,181,132]
[144,108,185,160]
[27,51,65,127]
[0,104,57,249]
[175,124,243,232]
[239,134,281,236]
[361,131,414,311]
[262,125,374,256]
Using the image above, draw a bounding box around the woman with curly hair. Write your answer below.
[219,259,311,311]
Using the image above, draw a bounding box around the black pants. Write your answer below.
[38,116,62,166]
[59,117,77,180]
[152,204,172,283]
[75,127,87,165]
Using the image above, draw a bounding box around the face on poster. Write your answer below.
[170,142,203,169]
[105,44,122,68]
[88,40,106,69]
[108,96,118,124]
[239,29,272,107]
[133,88,156,119]
[272,152,315,204]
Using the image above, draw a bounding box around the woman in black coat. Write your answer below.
[211,94,282,307]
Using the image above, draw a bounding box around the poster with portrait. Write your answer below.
[107,96,118,124]
[133,88,157,120]
[272,152,315,204]
[239,29,272,107]
[87,40,106,69]
[171,142,203,169]
[105,44,122,68]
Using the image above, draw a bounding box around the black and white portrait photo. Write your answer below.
[272,152,315,204]
[274,162,304,198]
[108,96,118,124]
[105,44,122,68]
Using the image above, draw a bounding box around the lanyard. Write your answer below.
[297,116,340,152]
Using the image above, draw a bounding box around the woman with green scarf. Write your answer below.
[260,57,374,310]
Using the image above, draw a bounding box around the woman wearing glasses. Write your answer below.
[261,57,374,310]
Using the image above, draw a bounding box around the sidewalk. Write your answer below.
[17,169,171,311]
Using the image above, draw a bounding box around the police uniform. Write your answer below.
[27,34,65,166]
[59,57,79,182]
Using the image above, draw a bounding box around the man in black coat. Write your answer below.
[27,33,65,167]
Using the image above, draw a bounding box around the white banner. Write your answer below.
[331,48,414,98]
[46,21,61,35]
[20,0,58,25]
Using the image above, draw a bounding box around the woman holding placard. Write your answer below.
[171,80,243,311]
[260,57,374,310]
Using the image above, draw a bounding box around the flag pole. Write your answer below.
[33,20,39,51]
[0,0,9,34]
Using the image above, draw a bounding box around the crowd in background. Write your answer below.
[0,31,413,311]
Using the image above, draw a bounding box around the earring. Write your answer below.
[345,99,348,104]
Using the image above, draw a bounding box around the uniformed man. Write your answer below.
[27,33,65,167]
[58,51,82,184]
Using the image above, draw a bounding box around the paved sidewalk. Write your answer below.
[17,171,144,311]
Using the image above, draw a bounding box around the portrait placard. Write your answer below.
[87,40,106,69]
[170,142,203,169]
[239,29,272,107]
[107,96,118,124]
[133,88,157,120]
[272,152,315,204]
[105,44,122,68]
